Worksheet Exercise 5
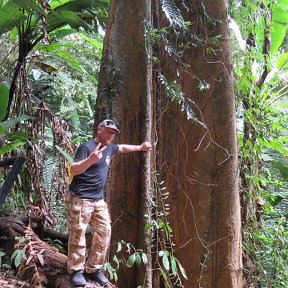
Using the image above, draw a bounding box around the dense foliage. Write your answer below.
[230,0,288,286]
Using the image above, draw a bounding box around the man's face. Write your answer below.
[97,127,117,145]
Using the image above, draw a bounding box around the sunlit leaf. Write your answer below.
[142,253,148,265]
[162,253,170,271]
[177,260,188,280]
[0,140,26,155]
[117,242,122,253]
[276,52,288,70]
[270,0,288,55]
[144,223,153,232]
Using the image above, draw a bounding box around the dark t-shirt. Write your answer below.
[69,139,119,200]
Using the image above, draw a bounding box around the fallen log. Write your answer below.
[0,216,117,288]
[0,216,67,287]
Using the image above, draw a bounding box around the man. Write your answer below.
[66,119,152,287]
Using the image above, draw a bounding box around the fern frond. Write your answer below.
[158,73,206,127]
[160,0,186,31]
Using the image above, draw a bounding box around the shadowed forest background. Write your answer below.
[0,0,287,287]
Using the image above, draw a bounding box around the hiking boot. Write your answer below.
[70,271,87,287]
[86,269,109,287]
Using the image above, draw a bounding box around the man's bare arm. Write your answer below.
[118,141,152,153]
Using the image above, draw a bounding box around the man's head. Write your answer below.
[96,119,120,145]
[98,119,120,133]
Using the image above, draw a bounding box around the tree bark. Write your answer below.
[154,0,243,287]
[95,0,153,287]
[95,0,243,287]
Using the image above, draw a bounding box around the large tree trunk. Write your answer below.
[95,0,242,287]
[94,1,153,287]
[154,0,243,287]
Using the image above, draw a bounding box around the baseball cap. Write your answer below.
[98,119,120,133]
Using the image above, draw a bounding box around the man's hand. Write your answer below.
[140,141,153,152]
[70,143,107,177]
[89,143,107,162]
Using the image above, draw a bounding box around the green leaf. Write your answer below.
[267,194,284,207]
[0,251,5,268]
[2,115,31,130]
[270,22,287,56]
[171,257,177,275]
[12,0,42,12]
[271,161,288,181]
[260,138,288,157]
[276,52,288,71]
[47,10,90,33]
[51,0,99,11]
[135,253,141,267]
[144,223,153,232]
[0,1,24,36]
[11,249,27,268]
[112,255,120,269]
[86,73,98,85]
[80,92,94,118]
[0,131,30,142]
[0,140,26,155]
[127,253,136,268]
[51,26,75,38]
[50,0,70,10]
[9,26,18,41]
[40,42,99,57]
[55,50,83,73]
[177,260,188,280]
[116,242,122,253]
[14,250,26,268]
[162,253,170,271]
[164,223,172,240]
[55,145,74,163]
[83,37,103,50]
[0,83,9,121]
[270,1,288,55]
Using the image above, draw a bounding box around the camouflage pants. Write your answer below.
[66,193,111,274]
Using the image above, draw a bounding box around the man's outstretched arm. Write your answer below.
[118,141,152,153]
